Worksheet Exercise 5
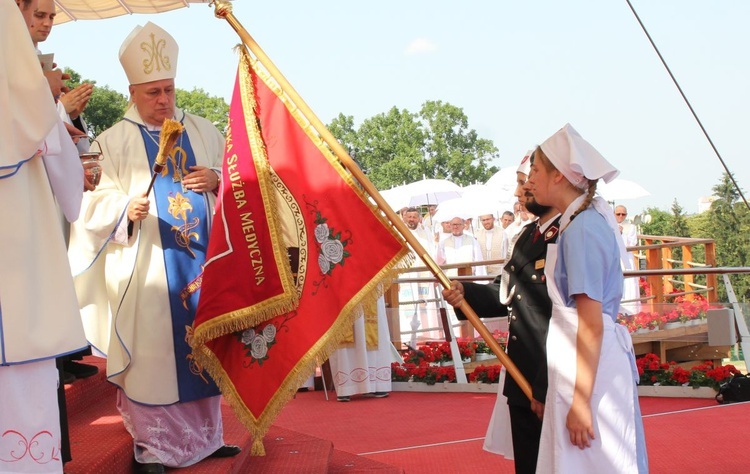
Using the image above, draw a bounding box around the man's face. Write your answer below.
[523,169,551,216]
[450,218,464,236]
[513,172,527,202]
[480,215,494,230]
[527,160,556,207]
[501,214,513,228]
[130,78,176,127]
[405,211,420,230]
[615,206,627,224]
[17,0,39,29]
[29,0,55,44]
[428,205,437,216]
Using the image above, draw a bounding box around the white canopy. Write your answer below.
[597,178,650,201]
[53,0,217,24]
[484,167,517,194]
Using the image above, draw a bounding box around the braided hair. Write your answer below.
[533,147,597,221]
[569,179,597,221]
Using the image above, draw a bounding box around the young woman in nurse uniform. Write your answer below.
[527,124,648,474]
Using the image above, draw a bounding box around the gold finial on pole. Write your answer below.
[212,0,232,18]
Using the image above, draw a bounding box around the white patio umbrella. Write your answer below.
[380,184,411,213]
[597,178,650,201]
[402,178,462,207]
[432,193,513,226]
[432,197,476,224]
[53,0,216,24]
[484,167,517,194]
[461,183,516,216]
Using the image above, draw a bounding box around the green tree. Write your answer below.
[327,101,498,190]
[354,107,426,188]
[707,173,750,300]
[328,113,364,172]
[670,200,690,238]
[418,100,498,184]
[63,68,128,136]
[666,200,691,264]
[84,87,129,136]
[175,88,229,132]
[640,207,672,237]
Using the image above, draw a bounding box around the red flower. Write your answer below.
[635,353,737,390]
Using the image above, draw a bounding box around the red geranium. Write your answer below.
[636,353,741,390]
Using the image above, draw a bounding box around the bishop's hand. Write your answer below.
[128,194,150,222]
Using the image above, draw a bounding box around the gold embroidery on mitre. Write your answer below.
[140,33,172,75]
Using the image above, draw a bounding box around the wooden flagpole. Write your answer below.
[210,0,532,401]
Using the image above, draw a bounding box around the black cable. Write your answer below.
[625,0,749,211]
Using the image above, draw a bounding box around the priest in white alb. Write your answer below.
[436,216,487,278]
[328,296,400,401]
[476,214,505,275]
[1,1,86,472]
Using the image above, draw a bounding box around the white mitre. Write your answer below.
[119,22,178,85]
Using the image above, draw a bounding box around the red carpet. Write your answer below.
[275,390,750,473]
[63,357,750,473]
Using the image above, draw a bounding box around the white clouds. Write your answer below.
[404,38,438,56]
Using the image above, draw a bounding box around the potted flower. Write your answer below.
[617,313,635,333]
[468,365,501,384]
[632,311,660,333]
[427,341,453,366]
[636,353,740,391]
[474,340,494,361]
[661,308,683,330]
[457,339,473,363]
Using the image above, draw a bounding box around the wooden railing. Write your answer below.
[636,234,718,307]
[386,234,750,367]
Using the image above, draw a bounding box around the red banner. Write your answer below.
[192,54,299,343]
[192,48,410,455]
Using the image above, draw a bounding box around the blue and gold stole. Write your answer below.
[138,122,219,402]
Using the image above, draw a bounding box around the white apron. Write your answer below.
[536,243,639,474]
[482,366,514,459]
[483,223,533,457]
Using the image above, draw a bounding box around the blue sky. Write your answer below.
[47,1,750,216]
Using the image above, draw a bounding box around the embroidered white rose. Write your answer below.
[314,223,329,243]
[311,210,351,276]
[250,335,268,360]
[321,239,344,263]
[238,323,278,366]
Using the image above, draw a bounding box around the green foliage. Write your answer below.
[175,88,229,132]
[327,101,498,190]
[64,68,82,85]
[670,200,690,238]
[639,173,750,301]
[705,173,750,300]
[676,173,750,300]
[640,207,672,237]
[63,67,128,136]
[84,87,129,136]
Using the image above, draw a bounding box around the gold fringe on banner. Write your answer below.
[190,48,300,348]
[194,45,413,456]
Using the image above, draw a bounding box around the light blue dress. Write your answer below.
[537,204,648,473]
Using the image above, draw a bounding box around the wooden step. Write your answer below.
[329,449,405,473]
